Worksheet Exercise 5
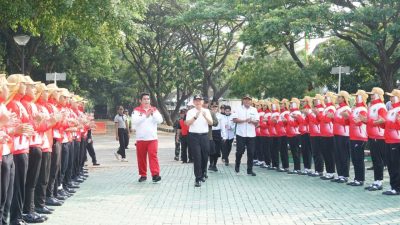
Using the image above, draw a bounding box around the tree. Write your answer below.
[172,0,245,100]
[123,1,201,125]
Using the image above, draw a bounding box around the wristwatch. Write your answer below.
[194,116,197,120]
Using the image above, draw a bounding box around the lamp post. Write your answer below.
[13,35,31,74]
[330,66,350,93]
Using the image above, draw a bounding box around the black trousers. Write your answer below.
[369,138,386,181]
[10,153,28,223]
[180,136,188,163]
[334,135,351,177]
[254,136,262,161]
[271,137,280,168]
[235,135,255,173]
[47,141,61,198]
[86,140,97,164]
[23,147,42,214]
[210,130,222,166]
[301,134,312,170]
[385,143,400,192]
[189,133,209,182]
[310,136,324,173]
[117,128,127,158]
[72,141,80,179]
[278,136,289,169]
[0,154,14,225]
[222,139,234,161]
[174,135,180,158]
[350,140,366,181]
[288,136,301,171]
[320,137,335,173]
[255,136,264,162]
[124,129,129,149]
[60,143,70,187]
[263,137,272,166]
[34,152,51,209]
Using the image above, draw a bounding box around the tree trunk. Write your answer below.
[378,68,395,92]
[202,76,209,99]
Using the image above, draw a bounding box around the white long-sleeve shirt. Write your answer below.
[220,114,235,140]
[131,106,163,141]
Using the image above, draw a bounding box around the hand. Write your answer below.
[353,117,361,123]
[202,111,207,117]
[312,109,319,115]
[87,138,92,144]
[341,111,349,118]
[195,110,201,118]
[146,109,154,118]
[359,115,367,123]
[327,112,334,118]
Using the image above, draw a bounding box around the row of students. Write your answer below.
[0,74,97,225]
[251,87,399,195]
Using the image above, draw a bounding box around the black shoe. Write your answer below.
[350,181,364,186]
[366,166,374,170]
[23,213,45,223]
[200,177,206,182]
[287,170,298,174]
[268,167,277,170]
[195,181,201,187]
[182,161,187,164]
[93,162,100,166]
[152,175,161,182]
[66,184,80,189]
[138,176,147,182]
[45,197,62,206]
[188,160,193,163]
[235,164,240,173]
[320,175,334,180]
[382,190,400,195]
[64,187,76,193]
[367,184,383,191]
[330,178,340,182]
[247,171,256,176]
[225,162,229,166]
[212,166,218,172]
[208,165,213,171]
[35,207,52,214]
[55,195,67,201]
[74,178,84,183]
[203,173,208,179]
[174,156,179,161]
[58,189,71,197]
[337,178,348,183]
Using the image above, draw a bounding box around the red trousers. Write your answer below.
[136,140,160,177]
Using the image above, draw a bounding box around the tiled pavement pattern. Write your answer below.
[45,132,400,225]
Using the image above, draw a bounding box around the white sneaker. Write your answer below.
[121,158,128,162]
[114,152,121,160]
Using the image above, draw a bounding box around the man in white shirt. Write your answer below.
[232,94,259,176]
[185,94,213,187]
[221,105,235,166]
[131,93,163,183]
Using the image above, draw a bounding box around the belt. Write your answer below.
[189,132,208,136]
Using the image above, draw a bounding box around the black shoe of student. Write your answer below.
[330,177,340,182]
[22,213,45,223]
[74,178,84,183]
[152,175,161,182]
[11,219,28,225]
[55,195,67,201]
[200,177,206,182]
[35,207,52,215]
[208,165,213,171]
[203,173,208,179]
[93,162,100,166]
[182,161,187,164]
[195,181,201,187]
[366,166,374,170]
[211,166,218,172]
[138,176,147,182]
[188,160,193,163]
[64,187,76,193]
[247,171,256,176]
[382,190,400,195]
[174,156,179,161]
[45,197,62,206]
[235,164,240,173]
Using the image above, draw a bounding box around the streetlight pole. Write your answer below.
[13,35,31,74]
[330,66,350,93]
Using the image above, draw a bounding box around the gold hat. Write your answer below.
[265,100,271,110]
[280,98,290,109]
[23,76,40,85]
[366,87,384,101]
[335,90,350,105]
[313,94,325,107]
[34,83,49,102]
[7,74,25,84]
[385,89,400,98]
[301,96,313,107]
[290,98,300,108]
[270,98,280,112]
[352,90,368,104]
[59,88,72,97]
[325,91,337,104]
[0,74,16,86]
[72,95,84,102]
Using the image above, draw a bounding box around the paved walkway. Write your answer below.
[46,132,400,225]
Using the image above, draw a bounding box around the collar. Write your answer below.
[392,102,400,108]
[290,108,299,112]
[303,105,311,109]
[371,99,382,105]
[325,103,333,107]
[314,104,323,108]
[338,102,347,108]
[356,102,366,107]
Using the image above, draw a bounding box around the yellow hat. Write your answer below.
[72,95,84,102]
[385,89,400,98]
[7,74,25,84]
[335,90,350,105]
[59,88,72,97]
[0,74,16,86]
[280,98,290,109]
[313,94,325,107]
[366,87,384,101]
[301,96,313,107]
[34,83,49,102]
[290,98,300,108]
[325,91,337,104]
[352,90,368,104]
[265,100,271,110]
[23,76,40,85]
[270,98,280,112]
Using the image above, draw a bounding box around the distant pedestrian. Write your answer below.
[132,93,163,183]
[114,106,128,162]
[124,109,132,149]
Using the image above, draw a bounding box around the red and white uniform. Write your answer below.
[6,94,30,154]
[333,102,351,137]
[269,109,279,137]
[257,109,268,137]
[299,105,311,135]
[308,105,323,137]
[132,106,163,177]
[36,99,55,152]
[349,103,368,142]
[276,109,289,137]
[21,96,45,148]
[286,108,302,138]
[47,99,63,143]
[318,103,336,137]
[367,99,386,140]
[384,102,400,144]
[262,109,271,137]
